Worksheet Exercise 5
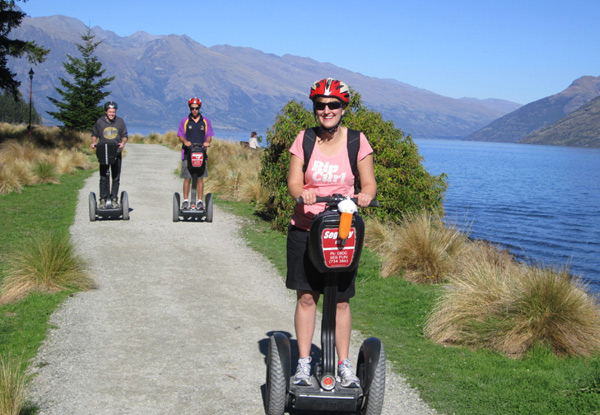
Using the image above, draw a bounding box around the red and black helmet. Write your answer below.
[188,97,202,108]
[309,78,350,104]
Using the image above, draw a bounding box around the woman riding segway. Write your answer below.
[287,78,377,387]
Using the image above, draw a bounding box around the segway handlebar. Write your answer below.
[296,194,379,208]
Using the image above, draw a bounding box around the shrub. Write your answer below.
[425,250,600,358]
[0,232,95,304]
[258,90,447,231]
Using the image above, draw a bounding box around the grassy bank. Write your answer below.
[0,169,93,412]
[218,198,600,415]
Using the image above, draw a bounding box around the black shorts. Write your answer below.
[286,225,356,300]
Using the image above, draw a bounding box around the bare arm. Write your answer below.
[355,154,376,207]
[288,155,317,204]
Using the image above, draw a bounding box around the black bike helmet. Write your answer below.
[104,101,118,111]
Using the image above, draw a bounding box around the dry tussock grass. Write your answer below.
[31,160,59,184]
[0,159,35,193]
[0,233,95,305]
[0,131,94,194]
[364,217,395,254]
[426,245,600,358]
[0,355,27,415]
[0,140,38,164]
[159,131,180,149]
[204,140,267,205]
[374,212,468,283]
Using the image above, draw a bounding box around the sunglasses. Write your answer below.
[190,107,200,111]
[314,101,343,111]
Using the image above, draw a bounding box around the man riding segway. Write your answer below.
[177,97,213,211]
[91,101,128,209]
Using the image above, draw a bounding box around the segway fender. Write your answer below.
[272,332,291,381]
[358,337,384,387]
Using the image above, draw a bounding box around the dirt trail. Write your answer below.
[28,144,436,415]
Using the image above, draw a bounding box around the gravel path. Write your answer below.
[28,144,437,415]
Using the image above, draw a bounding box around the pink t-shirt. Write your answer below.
[289,129,373,230]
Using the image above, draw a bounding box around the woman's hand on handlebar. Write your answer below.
[355,192,374,208]
[299,189,318,205]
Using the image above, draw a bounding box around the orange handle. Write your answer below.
[338,212,352,240]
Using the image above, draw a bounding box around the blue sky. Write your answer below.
[21,0,600,105]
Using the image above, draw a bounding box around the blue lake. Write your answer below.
[415,139,600,292]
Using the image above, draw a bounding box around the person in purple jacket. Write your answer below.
[177,97,214,210]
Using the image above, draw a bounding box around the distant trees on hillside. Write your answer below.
[0,90,41,124]
[47,28,114,131]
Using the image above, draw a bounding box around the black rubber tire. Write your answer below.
[265,336,287,415]
[121,191,129,220]
[173,193,180,222]
[358,339,386,415]
[89,192,97,222]
[205,193,213,223]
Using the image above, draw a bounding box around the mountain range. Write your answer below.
[8,15,520,139]
[520,95,600,147]
[465,76,600,147]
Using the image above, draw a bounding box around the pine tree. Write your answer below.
[0,0,49,96]
[47,28,114,131]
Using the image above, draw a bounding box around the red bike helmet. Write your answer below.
[309,78,350,104]
[188,97,202,108]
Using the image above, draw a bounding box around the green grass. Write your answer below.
[0,169,93,364]
[217,197,600,415]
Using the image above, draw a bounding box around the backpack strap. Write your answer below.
[346,128,360,178]
[302,127,318,174]
[302,127,361,177]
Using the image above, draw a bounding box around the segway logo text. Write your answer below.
[191,153,204,168]
[321,228,356,268]
[323,230,354,240]
[311,161,346,184]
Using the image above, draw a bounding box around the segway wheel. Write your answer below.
[266,335,289,415]
[121,191,130,220]
[173,192,181,222]
[205,193,213,223]
[357,338,386,415]
[88,192,97,222]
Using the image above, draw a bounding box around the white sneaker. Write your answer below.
[292,357,312,386]
[338,359,360,388]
